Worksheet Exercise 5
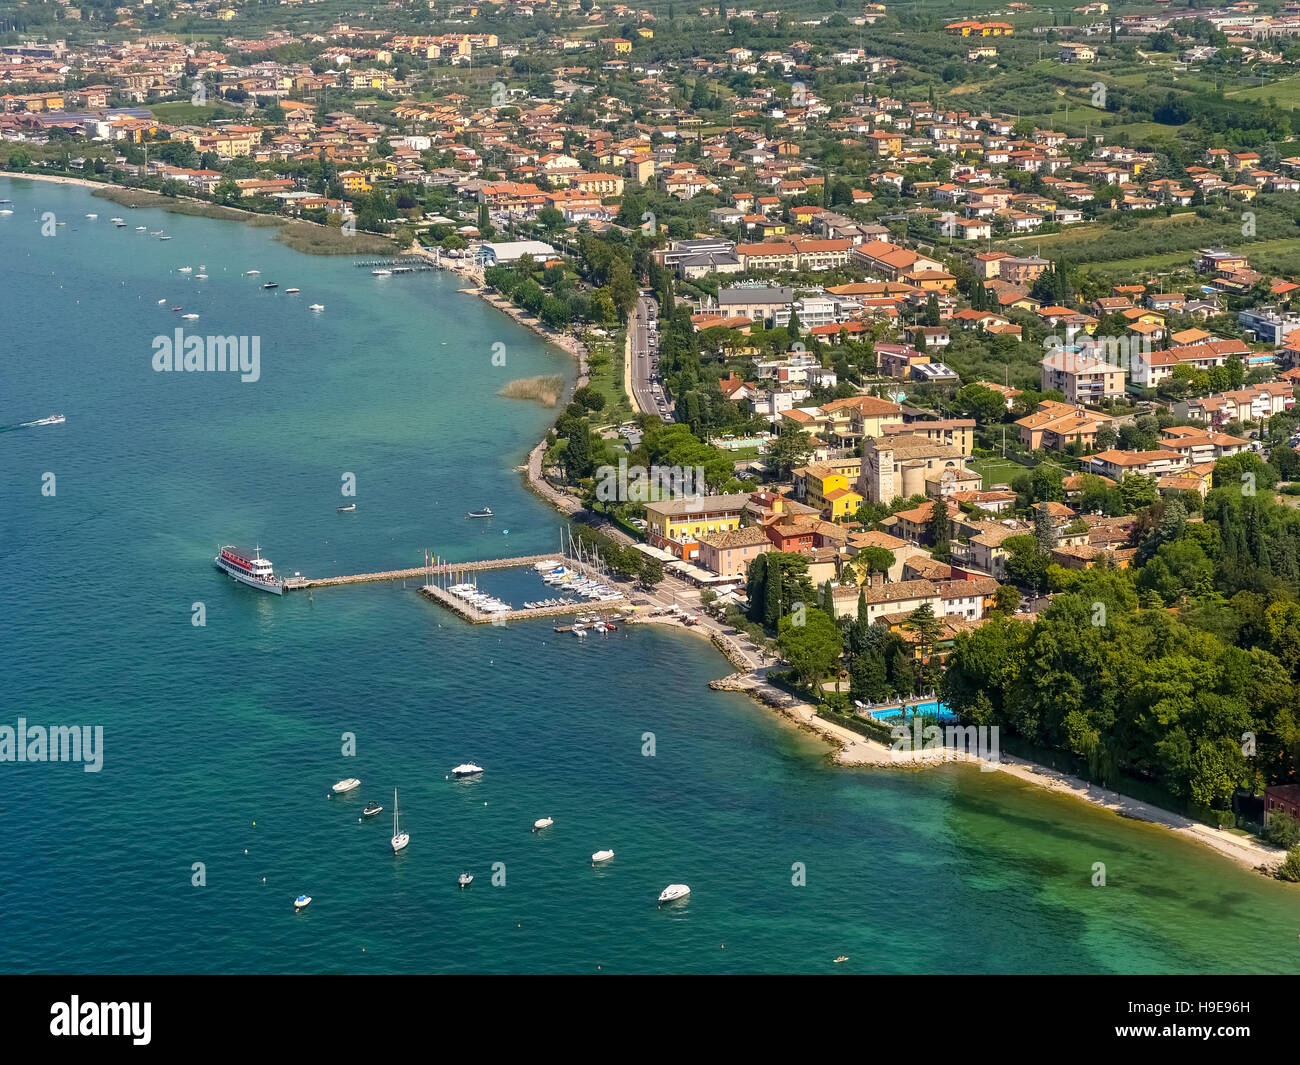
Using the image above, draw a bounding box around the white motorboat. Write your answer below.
[246,270,260,275]
[533,817,554,832]
[332,777,361,794]
[657,884,690,904]
[591,849,614,864]
[286,287,301,294]
[372,269,391,277]
[310,304,324,312]
[294,894,312,910]
[86,213,98,219]
[157,299,167,304]
[178,267,192,273]
[391,788,409,853]
[181,313,199,320]
[451,763,483,777]
[458,871,473,888]
[533,559,560,571]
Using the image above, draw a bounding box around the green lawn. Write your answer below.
[971,456,1027,490]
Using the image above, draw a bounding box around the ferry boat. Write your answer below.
[214,544,285,595]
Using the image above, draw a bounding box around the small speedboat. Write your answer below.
[337,504,356,512]
[170,306,183,312]
[372,269,391,277]
[294,894,311,910]
[332,777,361,794]
[458,871,474,888]
[181,313,199,320]
[451,763,483,777]
[178,267,192,272]
[263,282,278,289]
[157,299,167,304]
[533,817,553,832]
[246,270,260,275]
[286,287,300,294]
[86,213,98,219]
[363,801,383,817]
[592,849,614,864]
[159,235,172,241]
[657,884,690,905]
[135,225,147,231]
[833,956,849,964]
[310,304,324,312]
[466,507,493,519]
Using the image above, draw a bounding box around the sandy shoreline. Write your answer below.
[635,614,1287,875]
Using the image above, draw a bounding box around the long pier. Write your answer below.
[282,553,562,590]
[353,258,439,272]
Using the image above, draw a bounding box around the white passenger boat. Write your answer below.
[215,544,285,595]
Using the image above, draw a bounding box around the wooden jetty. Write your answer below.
[282,553,562,591]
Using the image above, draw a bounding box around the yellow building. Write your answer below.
[645,494,751,560]
[803,466,864,521]
[338,170,372,193]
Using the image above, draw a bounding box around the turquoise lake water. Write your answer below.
[1,176,1297,974]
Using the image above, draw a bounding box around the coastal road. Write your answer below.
[629,293,672,421]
